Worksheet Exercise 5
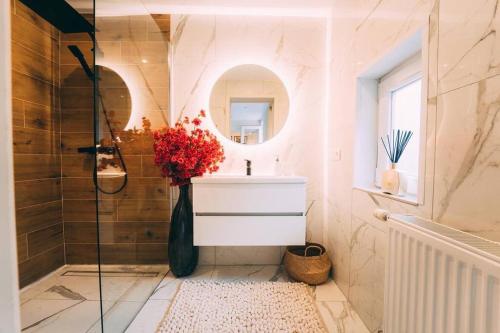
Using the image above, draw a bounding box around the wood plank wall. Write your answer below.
[11,0,64,288]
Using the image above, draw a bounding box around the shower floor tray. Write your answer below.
[19,264,169,333]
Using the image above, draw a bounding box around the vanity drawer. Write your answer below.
[193,215,305,246]
[193,183,306,214]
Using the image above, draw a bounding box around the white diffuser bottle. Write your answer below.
[380,129,413,196]
[381,163,400,195]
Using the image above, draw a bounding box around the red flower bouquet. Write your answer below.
[152,110,225,186]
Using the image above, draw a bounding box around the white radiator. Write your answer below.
[384,215,500,333]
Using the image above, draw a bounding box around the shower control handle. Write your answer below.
[77,146,116,155]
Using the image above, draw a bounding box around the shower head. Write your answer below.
[68,45,94,81]
[19,0,93,34]
[20,0,100,76]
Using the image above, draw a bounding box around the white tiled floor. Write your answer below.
[20,265,369,333]
[127,265,370,333]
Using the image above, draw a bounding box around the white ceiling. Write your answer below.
[69,0,333,17]
[231,102,269,123]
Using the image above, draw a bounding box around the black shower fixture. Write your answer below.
[67,45,95,80]
[20,0,129,195]
[19,0,93,34]
[78,146,116,155]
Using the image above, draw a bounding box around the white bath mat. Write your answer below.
[156,280,326,333]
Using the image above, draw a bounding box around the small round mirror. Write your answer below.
[209,65,289,145]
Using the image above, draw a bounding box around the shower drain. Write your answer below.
[62,270,160,277]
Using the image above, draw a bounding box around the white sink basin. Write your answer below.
[192,174,307,184]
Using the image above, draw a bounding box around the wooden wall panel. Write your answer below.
[18,245,65,288]
[11,0,64,288]
[16,201,62,235]
[10,14,59,62]
[14,155,61,180]
[13,126,60,154]
[64,222,168,243]
[27,223,63,257]
[15,179,61,207]
[65,243,168,265]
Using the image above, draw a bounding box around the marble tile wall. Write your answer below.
[170,14,328,263]
[60,15,171,265]
[433,0,500,241]
[94,14,171,130]
[327,0,500,331]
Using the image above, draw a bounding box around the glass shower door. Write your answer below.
[93,1,171,331]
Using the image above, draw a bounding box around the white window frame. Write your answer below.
[376,52,422,196]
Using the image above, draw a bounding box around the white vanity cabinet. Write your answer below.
[192,175,307,246]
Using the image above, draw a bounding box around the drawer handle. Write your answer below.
[195,212,304,217]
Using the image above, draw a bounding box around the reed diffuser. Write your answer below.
[380,129,413,195]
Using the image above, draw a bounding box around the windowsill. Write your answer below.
[354,186,419,206]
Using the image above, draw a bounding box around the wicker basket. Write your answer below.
[284,243,331,285]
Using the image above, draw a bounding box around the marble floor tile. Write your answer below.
[149,265,214,300]
[149,274,180,301]
[20,266,68,303]
[109,273,168,302]
[37,275,137,301]
[179,265,215,280]
[23,300,105,333]
[313,280,347,302]
[21,299,83,330]
[316,301,370,333]
[124,300,171,333]
[269,264,294,282]
[20,265,168,333]
[88,301,146,333]
[211,265,281,281]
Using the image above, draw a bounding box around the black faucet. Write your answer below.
[245,159,252,176]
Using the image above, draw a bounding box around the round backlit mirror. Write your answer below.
[209,65,289,145]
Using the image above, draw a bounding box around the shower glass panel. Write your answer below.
[58,2,105,331]
[94,1,171,331]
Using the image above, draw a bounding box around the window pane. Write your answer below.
[391,79,421,181]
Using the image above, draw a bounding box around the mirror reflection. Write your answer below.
[97,66,132,132]
[209,65,289,144]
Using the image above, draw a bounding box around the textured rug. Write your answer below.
[156,280,326,333]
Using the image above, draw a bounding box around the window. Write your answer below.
[376,53,422,196]
[354,29,427,204]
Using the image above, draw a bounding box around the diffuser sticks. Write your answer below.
[381,129,413,163]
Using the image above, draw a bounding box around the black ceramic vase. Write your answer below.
[168,184,198,277]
